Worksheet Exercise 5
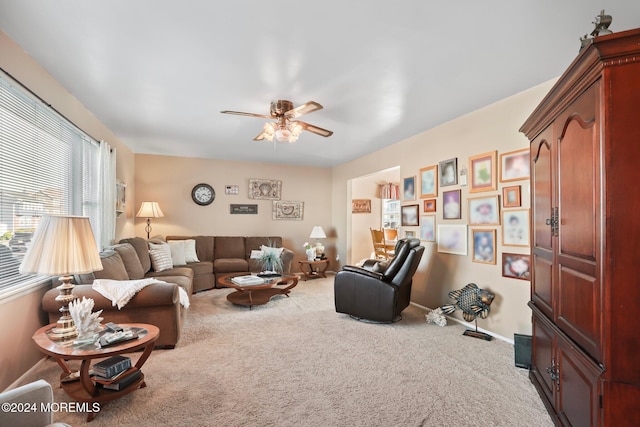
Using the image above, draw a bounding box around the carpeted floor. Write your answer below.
[23,275,553,426]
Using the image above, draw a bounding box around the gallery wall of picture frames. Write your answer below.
[400,147,531,280]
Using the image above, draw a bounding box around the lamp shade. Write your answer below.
[136,201,164,218]
[310,226,326,239]
[19,215,103,275]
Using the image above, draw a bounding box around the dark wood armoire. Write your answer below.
[520,28,640,426]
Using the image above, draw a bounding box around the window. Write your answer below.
[0,72,103,297]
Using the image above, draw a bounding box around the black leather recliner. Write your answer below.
[334,238,425,322]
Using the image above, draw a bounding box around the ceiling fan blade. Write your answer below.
[253,132,267,141]
[286,101,323,118]
[297,121,334,137]
[220,110,271,119]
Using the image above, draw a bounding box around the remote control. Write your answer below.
[105,322,123,332]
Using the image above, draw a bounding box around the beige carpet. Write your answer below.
[23,275,553,426]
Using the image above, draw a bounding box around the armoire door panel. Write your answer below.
[532,251,553,317]
[531,136,553,252]
[556,265,600,360]
[531,313,555,404]
[557,334,602,427]
[557,116,597,261]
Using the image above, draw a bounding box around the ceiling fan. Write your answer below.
[221,100,333,143]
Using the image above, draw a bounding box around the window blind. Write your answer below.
[0,72,101,296]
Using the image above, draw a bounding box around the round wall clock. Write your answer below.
[191,183,215,206]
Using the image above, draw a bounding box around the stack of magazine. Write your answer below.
[231,275,264,286]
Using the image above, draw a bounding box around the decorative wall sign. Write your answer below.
[352,199,371,213]
[273,200,304,220]
[230,204,258,214]
[225,185,239,195]
[249,178,282,200]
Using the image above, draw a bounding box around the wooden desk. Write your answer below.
[299,259,330,280]
[32,323,159,422]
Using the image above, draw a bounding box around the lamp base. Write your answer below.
[49,276,78,344]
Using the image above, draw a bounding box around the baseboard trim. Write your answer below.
[4,356,48,392]
[410,302,513,344]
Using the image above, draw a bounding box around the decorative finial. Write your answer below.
[580,10,613,52]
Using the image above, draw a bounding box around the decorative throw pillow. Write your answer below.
[149,242,171,258]
[261,245,284,257]
[183,239,199,263]
[149,248,173,272]
[167,240,187,266]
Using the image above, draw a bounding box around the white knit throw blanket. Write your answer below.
[92,278,190,309]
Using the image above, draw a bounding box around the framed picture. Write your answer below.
[442,189,461,219]
[230,204,257,214]
[469,151,497,193]
[420,215,436,242]
[405,230,416,238]
[437,224,467,255]
[403,176,416,201]
[502,185,521,207]
[472,229,496,264]
[225,185,239,195]
[423,199,436,212]
[500,148,530,182]
[249,178,282,200]
[468,195,500,225]
[419,165,438,198]
[272,200,303,220]
[352,199,371,213]
[439,158,458,187]
[502,209,530,246]
[115,180,126,212]
[502,253,531,280]
[401,204,420,226]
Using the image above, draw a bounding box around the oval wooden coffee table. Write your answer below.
[218,273,298,308]
[32,323,159,422]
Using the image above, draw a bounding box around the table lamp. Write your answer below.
[309,226,326,258]
[19,215,103,343]
[136,201,164,239]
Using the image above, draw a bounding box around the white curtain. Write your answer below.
[96,140,116,249]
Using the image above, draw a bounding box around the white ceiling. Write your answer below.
[1,1,639,167]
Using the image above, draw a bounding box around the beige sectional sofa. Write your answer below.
[41,235,293,348]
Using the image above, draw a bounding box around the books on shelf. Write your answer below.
[231,275,264,286]
[97,369,142,391]
[92,355,131,379]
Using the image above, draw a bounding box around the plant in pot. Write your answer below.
[257,249,283,277]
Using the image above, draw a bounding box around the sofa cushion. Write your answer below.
[214,236,245,259]
[214,258,249,273]
[110,243,145,280]
[93,251,129,281]
[119,237,152,273]
[187,261,214,276]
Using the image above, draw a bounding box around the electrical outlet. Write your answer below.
[336,254,340,261]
